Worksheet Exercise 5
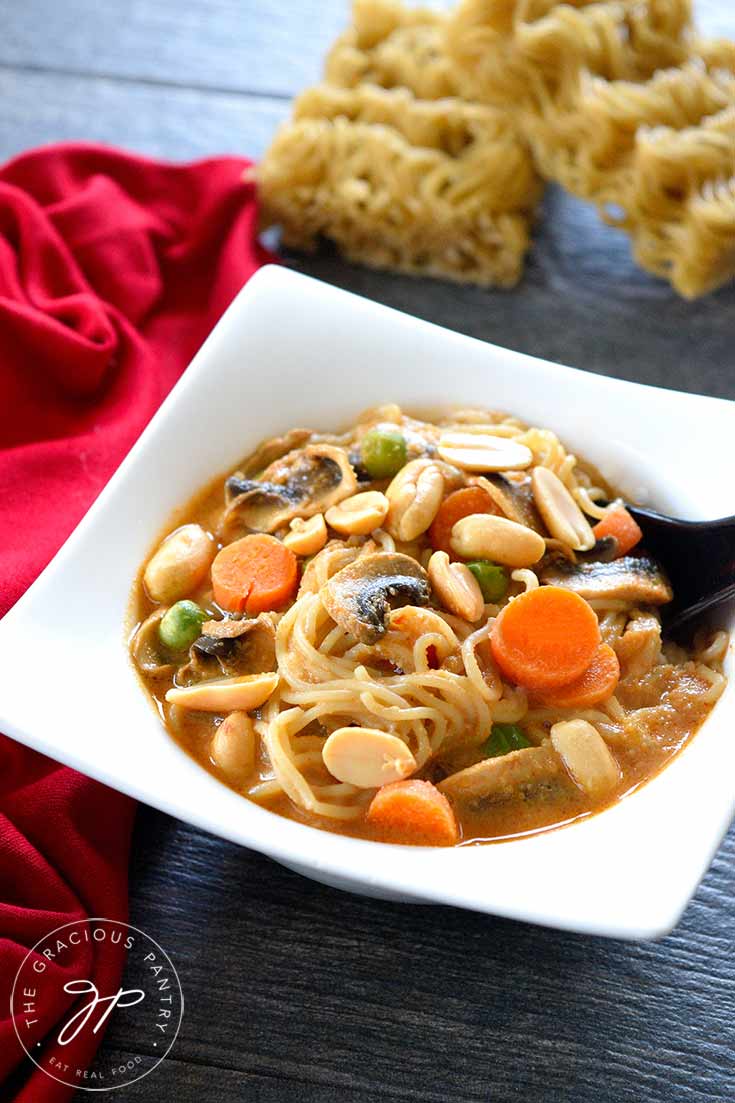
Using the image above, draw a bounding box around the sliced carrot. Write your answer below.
[429,486,501,556]
[535,643,620,709]
[490,585,600,691]
[593,505,642,557]
[211,534,298,615]
[366,779,459,846]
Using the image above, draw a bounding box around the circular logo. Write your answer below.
[11,918,183,1091]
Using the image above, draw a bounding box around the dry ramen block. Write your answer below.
[325,0,462,99]
[447,0,735,298]
[257,0,542,287]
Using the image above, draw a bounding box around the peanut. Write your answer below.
[437,431,533,473]
[166,671,278,712]
[143,524,215,603]
[385,459,444,541]
[531,467,595,551]
[322,727,416,788]
[550,719,620,797]
[283,514,328,556]
[428,551,484,623]
[451,514,545,568]
[325,491,389,536]
[210,711,256,784]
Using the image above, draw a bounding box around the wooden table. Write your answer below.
[3,3,735,1100]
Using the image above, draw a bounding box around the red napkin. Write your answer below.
[0,143,274,1097]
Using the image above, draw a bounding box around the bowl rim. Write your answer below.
[0,265,733,940]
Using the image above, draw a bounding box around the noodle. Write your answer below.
[446,1,735,298]
[257,0,542,287]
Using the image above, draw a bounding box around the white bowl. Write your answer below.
[0,266,732,939]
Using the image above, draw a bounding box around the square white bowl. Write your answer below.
[0,265,733,940]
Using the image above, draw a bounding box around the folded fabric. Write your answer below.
[258,0,542,287]
[0,142,272,1099]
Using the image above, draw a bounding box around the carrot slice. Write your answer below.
[211,534,298,615]
[535,643,620,709]
[429,486,501,556]
[490,585,600,690]
[366,779,459,846]
[593,505,642,557]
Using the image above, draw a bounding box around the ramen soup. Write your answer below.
[130,406,727,846]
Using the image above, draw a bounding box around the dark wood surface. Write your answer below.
[3,3,735,1100]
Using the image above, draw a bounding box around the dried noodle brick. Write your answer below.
[257,0,542,288]
[447,0,735,298]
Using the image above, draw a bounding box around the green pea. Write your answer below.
[158,600,207,652]
[360,427,408,480]
[466,560,509,603]
[483,723,531,759]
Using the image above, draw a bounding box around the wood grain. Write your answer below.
[0,0,351,97]
[3,1,735,1100]
[86,809,735,1103]
[0,68,288,162]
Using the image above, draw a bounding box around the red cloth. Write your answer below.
[0,143,274,1097]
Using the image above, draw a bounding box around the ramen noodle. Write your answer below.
[256,0,541,287]
[446,0,735,298]
[130,406,727,847]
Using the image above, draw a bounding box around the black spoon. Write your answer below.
[623,505,735,638]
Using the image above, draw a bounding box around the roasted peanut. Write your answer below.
[143,524,215,603]
[531,467,595,551]
[451,514,545,568]
[166,671,278,712]
[283,513,328,556]
[325,491,389,536]
[550,719,620,797]
[385,459,444,541]
[210,711,256,784]
[428,551,485,623]
[437,431,533,473]
[322,727,416,788]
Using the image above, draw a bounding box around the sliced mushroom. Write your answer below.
[180,613,277,682]
[237,428,314,478]
[576,536,619,563]
[131,608,176,677]
[540,555,673,605]
[477,474,544,532]
[320,551,430,645]
[438,745,572,810]
[223,444,357,534]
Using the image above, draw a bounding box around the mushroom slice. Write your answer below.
[187,614,277,679]
[165,671,279,712]
[131,608,176,677]
[477,474,544,532]
[320,552,430,645]
[438,745,570,809]
[238,428,313,477]
[224,444,357,534]
[576,535,619,563]
[540,555,673,605]
[550,720,620,798]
